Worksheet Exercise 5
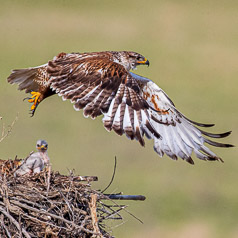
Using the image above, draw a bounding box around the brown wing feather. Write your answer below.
[46,53,162,145]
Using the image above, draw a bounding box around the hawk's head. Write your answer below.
[36,139,48,152]
[111,51,149,71]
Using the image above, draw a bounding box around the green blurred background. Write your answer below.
[0,1,237,237]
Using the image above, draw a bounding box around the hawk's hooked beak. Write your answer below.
[137,58,150,66]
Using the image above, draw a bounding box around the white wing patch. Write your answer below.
[138,79,231,164]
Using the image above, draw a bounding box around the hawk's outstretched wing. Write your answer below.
[47,54,233,164]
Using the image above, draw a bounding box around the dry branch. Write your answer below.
[104,194,146,201]
[0,115,18,143]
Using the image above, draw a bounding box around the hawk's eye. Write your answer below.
[37,144,40,147]
[138,57,144,61]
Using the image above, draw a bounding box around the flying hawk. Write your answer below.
[7,51,233,164]
[15,140,50,176]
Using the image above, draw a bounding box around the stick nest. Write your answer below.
[0,159,126,238]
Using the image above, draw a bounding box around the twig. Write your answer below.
[18,215,23,238]
[9,199,99,235]
[78,175,98,182]
[0,114,18,143]
[101,156,117,193]
[104,194,146,201]
[100,195,144,224]
[0,206,31,238]
[89,194,102,237]
[0,214,12,238]
[58,188,74,222]
[100,206,126,221]
[21,212,68,230]
[46,163,51,194]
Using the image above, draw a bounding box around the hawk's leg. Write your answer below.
[24,91,41,116]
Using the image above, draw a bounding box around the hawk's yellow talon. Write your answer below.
[27,91,41,115]
[31,91,40,97]
[28,98,35,103]
[31,104,36,110]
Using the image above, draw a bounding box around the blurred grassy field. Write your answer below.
[0,1,237,237]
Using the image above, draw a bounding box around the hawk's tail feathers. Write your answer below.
[7,67,39,93]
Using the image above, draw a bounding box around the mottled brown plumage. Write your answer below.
[7,51,233,164]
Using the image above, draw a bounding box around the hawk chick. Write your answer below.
[15,140,50,176]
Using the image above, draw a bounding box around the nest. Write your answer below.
[0,159,140,238]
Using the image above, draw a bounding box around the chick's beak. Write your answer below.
[137,58,150,66]
[37,145,47,150]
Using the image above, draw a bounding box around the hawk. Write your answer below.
[15,140,50,176]
[7,51,233,164]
